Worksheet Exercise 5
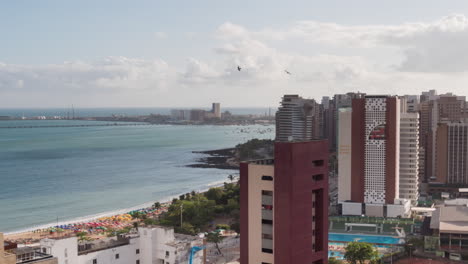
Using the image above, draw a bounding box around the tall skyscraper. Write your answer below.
[399,112,420,204]
[435,122,468,185]
[338,95,411,217]
[211,103,221,118]
[419,92,468,182]
[275,95,321,142]
[241,95,329,263]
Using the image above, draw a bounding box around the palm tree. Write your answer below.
[228,174,234,182]
[153,202,161,210]
[207,232,224,256]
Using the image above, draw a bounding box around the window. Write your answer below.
[136,260,140,264]
[312,160,324,167]
[312,174,324,181]
[115,254,119,259]
[93,259,97,264]
[136,249,140,254]
[262,219,273,225]
[166,251,170,257]
[262,248,273,254]
[261,175,273,181]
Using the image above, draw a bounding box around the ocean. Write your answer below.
[0,107,274,119]
[0,117,274,233]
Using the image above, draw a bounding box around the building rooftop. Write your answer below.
[430,205,468,234]
[10,247,55,264]
[77,235,131,255]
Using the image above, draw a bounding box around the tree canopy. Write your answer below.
[344,242,380,264]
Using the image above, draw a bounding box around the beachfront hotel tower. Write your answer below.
[240,94,329,264]
[338,95,413,217]
[275,95,321,142]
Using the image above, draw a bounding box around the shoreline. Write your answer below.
[4,179,228,238]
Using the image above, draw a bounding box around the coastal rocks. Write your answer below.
[187,148,238,170]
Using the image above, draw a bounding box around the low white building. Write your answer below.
[40,227,203,264]
[340,199,411,218]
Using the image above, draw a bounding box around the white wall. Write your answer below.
[41,237,78,264]
[341,202,362,216]
[387,199,411,218]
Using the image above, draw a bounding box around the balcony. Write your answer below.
[262,238,273,250]
[262,195,273,206]
[262,224,273,235]
[262,209,273,220]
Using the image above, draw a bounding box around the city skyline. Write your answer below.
[2,1,468,107]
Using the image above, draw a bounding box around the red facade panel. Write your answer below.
[351,99,365,203]
[385,98,397,204]
[274,141,329,264]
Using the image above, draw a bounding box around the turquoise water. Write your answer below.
[329,233,402,244]
[0,120,274,232]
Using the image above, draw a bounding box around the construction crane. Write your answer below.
[188,245,205,264]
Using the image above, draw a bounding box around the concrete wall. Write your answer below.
[365,204,384,217]
[246,163,274,264]
[338,108,352,202]
[41,237,78,264]
[341,202,362,216]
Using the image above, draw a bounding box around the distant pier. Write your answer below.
[0,123,153,129]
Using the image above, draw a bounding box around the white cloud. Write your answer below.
[2,15,468,107]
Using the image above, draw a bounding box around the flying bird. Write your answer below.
[237,66,242,71]
[284,70,291,75]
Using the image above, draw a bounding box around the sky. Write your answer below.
[2,0,468,108]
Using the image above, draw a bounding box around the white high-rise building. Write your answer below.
[399,112,420,204]
[275,95,320,142]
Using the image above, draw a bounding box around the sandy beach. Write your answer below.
[4,181,227,245]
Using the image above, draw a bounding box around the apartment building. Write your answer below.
[338,95,412,217]
[399,112,420,204]
[240,140,329,264]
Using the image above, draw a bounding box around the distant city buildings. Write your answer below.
[240,95,329,263]
[170,102,222,122]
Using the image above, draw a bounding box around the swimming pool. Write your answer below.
[329,233,403,245]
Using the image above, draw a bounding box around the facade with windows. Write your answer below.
[399,112,420,204]
[240,140,329,264]
[338,96,412,217]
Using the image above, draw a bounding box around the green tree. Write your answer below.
[133,222,139,230]
[153,202,161,210]
[205,188,224,203]
[177,223,196,235]
[207,232,224,255]
[230,221,240,234]
[144,218,158,226]
[328,257,344,264]
[405,237,424,256]
[215,224,230,230]
[76,231,89,242]
[344,242,379,264]
[228,174,235,182]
